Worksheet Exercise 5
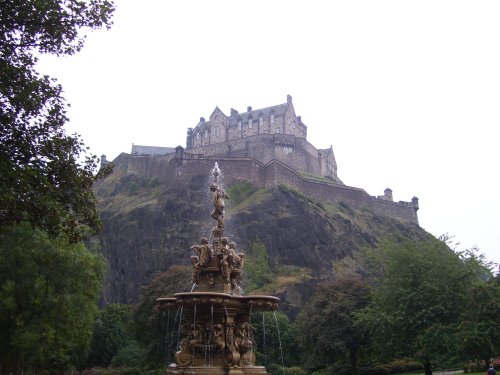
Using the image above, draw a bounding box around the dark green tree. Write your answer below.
[457,274,500,366]
[296,276,371,375]
[251,311,300,368]
[358,239,491,375]
[0,0,114,241]
[85,304,132,368]
[110,340,148,368]
[244,241,273,292]
[0,223,105,374]
[129,265,192,367]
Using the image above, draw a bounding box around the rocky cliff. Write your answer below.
[94,161,432,314]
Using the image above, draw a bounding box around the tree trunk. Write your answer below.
[15,355,22,375]
[350,347,358,375]
[424,359,432,375]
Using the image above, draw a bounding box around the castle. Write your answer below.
[121,95,419,224]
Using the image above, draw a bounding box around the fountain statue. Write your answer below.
[157,162,280,375]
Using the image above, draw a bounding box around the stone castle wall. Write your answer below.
[185,133,340,183]
[123,153,419,224]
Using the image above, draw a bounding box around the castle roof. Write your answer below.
[193,100,291,130]
[228,103,288,125]
[131,144,175,155]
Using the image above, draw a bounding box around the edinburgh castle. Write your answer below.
[110,95,419,224]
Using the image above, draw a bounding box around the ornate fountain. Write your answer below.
[158,162,280,375]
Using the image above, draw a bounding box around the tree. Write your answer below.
[85,304,132,368]
[251,311,301,368]
[0,223,105,374]
[357,239,491,375]
[457,275,500,366]
[244,241,273,292]
[0,0,114,242]
[129,265,192,367]
[296,276,371,375]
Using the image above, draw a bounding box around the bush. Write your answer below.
[110,340,147,368]
[358,358,423,375]
[267,364,307,375]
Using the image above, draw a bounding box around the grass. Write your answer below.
[227,188,271,213]
[299,171,333,183]
[247,265,312,295]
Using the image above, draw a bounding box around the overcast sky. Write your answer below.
[38,0,500,265]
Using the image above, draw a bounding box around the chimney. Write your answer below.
[200,117,205,123]
[297,116,302,123]
[247,106,252,112]
[287,94,292,104]
[230,108,238,116]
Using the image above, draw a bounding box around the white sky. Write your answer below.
[38,0,500,265]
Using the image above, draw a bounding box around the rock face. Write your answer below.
[94,161,431,309]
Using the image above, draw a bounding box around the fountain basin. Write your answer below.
[157,292,280,312]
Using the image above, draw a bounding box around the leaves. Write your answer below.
[0,222,105,372]
[296,275,371,371]
[0,0,115,241]
[357,238,494,367]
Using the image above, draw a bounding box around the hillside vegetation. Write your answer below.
[93,166,431,312]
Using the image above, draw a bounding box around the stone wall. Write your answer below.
[185,133,340,182]
[123,153,419,224]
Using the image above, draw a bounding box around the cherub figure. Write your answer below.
[228,242,245,271]
[219,237,231,282]
[191,237,211,282]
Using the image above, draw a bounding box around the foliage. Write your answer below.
[357,238,493,374]
[296,275,371,374]
[244,241,273,292]
[85,304,132,368]
[110,340,147,369]
[358,358,424,375]
[129,265,192,367]
[457,275,500,364]
[0,0,115,241]
[251,311,301,368]
[227,181,258,207]
[248,265,312,295]
[0,222,105,373]
[267,364,307,375]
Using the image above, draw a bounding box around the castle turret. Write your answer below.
[100,154,109,167]
[412,196,419,211]
[175,145,184,159]
[384,188,393,201]
[186,128,193,149]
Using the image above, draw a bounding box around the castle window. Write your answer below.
[238,119,242,130]
[248,118,253,129]
[205,130,208,138]
[197,132,200,140]
[214,127,219,137]
[276,127,281,134]
[270,113,275,124]
[259,116,263,127]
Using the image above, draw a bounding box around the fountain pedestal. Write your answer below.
[158,163,279,375]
